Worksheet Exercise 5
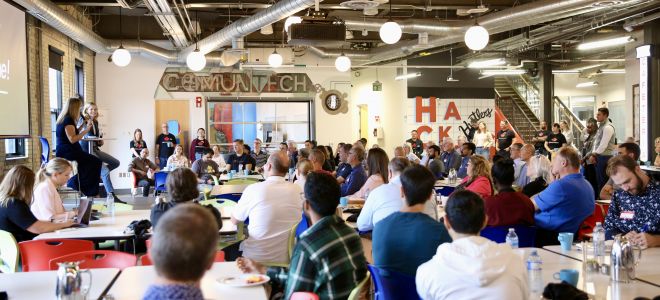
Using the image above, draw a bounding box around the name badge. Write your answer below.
[620,211,634,220]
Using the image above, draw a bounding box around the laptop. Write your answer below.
[71,198,93,228]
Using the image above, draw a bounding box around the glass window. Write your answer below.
[74,60,84,98]
[49,68,63,146]
[4,138,27,159]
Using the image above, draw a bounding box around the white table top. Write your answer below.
[218,174,264,181]
[435,179,461,188]
[106,262,268,300]
[640,165,660,173]
[0,268,119,299]
[209,184,249,196]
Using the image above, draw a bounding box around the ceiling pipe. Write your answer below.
[307,46,371,60]
[623,9,660,31]
[143,0,189,48]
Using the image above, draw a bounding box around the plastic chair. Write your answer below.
[367,264,421,300]
[139,250,225,266]
[480,225,537,248]
[39,136,50,166]
[295,213,309,238]
[49,250,137,270]
[0,230,19,273]
[290,292,320,300]
[18,239,95,272]
[153,171,168,196]
[578,203,610,241]
[348,271,371,300]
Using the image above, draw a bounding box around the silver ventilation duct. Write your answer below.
[307,46,371,60]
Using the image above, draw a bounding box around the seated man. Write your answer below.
[341,146,367,196]
[531,147,594,246]
[231,151,302,263]
[426,145,445,180]
[403,143,421,164]
[416,190,528,299]
[250,138,270,173]
[440,138,462,175]
[237,172,367,299]
[226,139,255,172]
[457,142,475,178]
[335,144,352,184]
[143,204,218,300]
[309,149,332,175]
[515,144,535,188]
[604,155,660,248]
[373,165,452,276]
[128,148,159,197]
[191,148,221,185]
[600,142,640,200]
[485,159,535,227]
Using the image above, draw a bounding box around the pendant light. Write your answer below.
[464,19,489,51]
[379,0,402,44]
[186,11,206,71]
[268,48,283,68]
[335,52,351,72]
[112,7,131,67]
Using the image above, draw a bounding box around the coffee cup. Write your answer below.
[339,197,349,207]
[553,269,579,287]
[558,232,574,251]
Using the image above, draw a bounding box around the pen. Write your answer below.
[641,223,649,233]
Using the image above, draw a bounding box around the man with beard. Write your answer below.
[532,121,551,156]
[604,155,660,248]
[426,145,445,180]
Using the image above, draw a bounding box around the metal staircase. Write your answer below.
[494,76,541,143]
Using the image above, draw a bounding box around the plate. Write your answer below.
[216,274,270,287]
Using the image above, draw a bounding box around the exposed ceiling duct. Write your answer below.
[623,9,660,31]
[143,0,190,48]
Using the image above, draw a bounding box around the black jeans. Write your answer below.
[137,178,154,197]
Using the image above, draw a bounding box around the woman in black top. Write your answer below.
[0,166,73,242]
[55,97,103,197]
[130,128,147,158]
[544,123,567,159]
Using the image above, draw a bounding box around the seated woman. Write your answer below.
[348,148,389,198]
[484,159,535,227]
[522,155,554,197]
[294,160,313,190]
[31,158,78,221]
[189,128,210,162]
[166,144,190,170]
[130,128,147,159]
[0,166,73,242]
[211,144,227,170]
[150,168,222,229]
[458,155,493,199]
[55,97,102,197]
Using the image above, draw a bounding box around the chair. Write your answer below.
[49,250,137,270]
[367,264,421,300]
[153,171,168,196]
[480,225,537,248]
[347,271,371,300]
[139,250,225,266]
[39,136,50,167]
[295,213,309,239]
[216,193,242,201]
[578,202,610,241]
[18,239,95,272]
[0,230,19,273]
[290,292,320,300]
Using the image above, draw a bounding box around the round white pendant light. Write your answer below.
[111,46,131,67]
[186,49,206,71]
[335,54,351,72]
[464,24,489,50]
[284,16,302,33]
[379,21,402,44]
[268,50,283,68]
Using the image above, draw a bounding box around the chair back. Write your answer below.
[290,292,320,300]
[367,264,421,300]
[216,193,242,202]
[295,213,310,238]
[39,137,50,166]
[49,250,137,270]
[347,270,371,300]
[18,239,95,272]
[480,225,537,247]
[578,203,610,241]
[139,250,225,266]
[154,171,168,194]
[0,230,19,273]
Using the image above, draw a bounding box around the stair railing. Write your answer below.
[505,75,542,119]
[553,96,586,149]
[496,95,537,143]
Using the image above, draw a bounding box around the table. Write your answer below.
[544,245,660,287]
[435,179,460,196]
[210,184,249,196]
[0,268,119,299]
[105,262,268,300]
[81,137,114,155]
[218,174,264,181]
[640,165,660,174]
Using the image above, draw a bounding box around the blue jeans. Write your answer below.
[158,156,168,169]
[595,155,612,193]
[476,147,490,160]
[95,150,120,194]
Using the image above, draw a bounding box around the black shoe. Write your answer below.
[112,193,127,204]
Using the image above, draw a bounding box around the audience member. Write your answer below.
[581,118,599,194]
[309,149,332,175]
[600,143,640,200]
[341,146,367,196]
[304,140,314,150]
[420,141,435,166]
[544,123,567,158]
[166,144,190,170]
[457,142,475,178]
[406,130,424,158]
[155,123,177,169]
[189,128,210,162]
[485,159,535,227]
[287,140,299,167]
[294,160,314,190]
[334,143,345,166]
[31,158,77,221]
[128,148,159,197]
[348,148,389,198]
[130,128,147,158]
[322,145,336,171]
[373,165,452,276]
[191,148,221,185]
[298,148,311,162]
[357,157,408,231]
[358,138,368,149]
[522,154,553,197]
[458,155,493,199]
[143,204,218,300]
[226,139,255,172]
[474,121,494,159]
[655,137,660,167]
[210,144,227,170]
[279,142,288,152]
[403,143,421,164]
[560,120,574,148]
[441,138,462,175]
[455,135,467,152]
[237,173,367,299]
[516,144,534,188]
[426,145,445,180]
[531,147,594,246]
[532,121,550,157]
[510,143,526,186]
[416,190,528,300]
[495,120,516,159]
[394,146,405,157]
[587,108,617,193]
[231,152,302,263]
[251,138,269,172]
[604,155,659,248]
[0,166,73,242]
[335,144,353,184]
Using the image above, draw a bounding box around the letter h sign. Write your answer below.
[415,96,436,122]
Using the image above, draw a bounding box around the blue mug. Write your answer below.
[554,269,579,287]
[339,197,349,207]
[557,232,574,251]
[227,172,234,179]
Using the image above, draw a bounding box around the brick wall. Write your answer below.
[0,6,97,180]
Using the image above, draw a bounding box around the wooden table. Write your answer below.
[0,268,119,299]
[105,262,268,300]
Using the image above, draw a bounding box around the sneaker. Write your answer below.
[112,193,127,204]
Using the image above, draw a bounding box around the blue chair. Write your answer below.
[295,213,309,238]
[39,137,50,167]
[154,172,168,196]
[480,225,537,248]
[367,264,421,300]
[434,186,455,197]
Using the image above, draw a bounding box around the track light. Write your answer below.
[577,36,632,50]
[395,72,422,80]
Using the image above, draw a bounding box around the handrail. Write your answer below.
[553,96,585,148]
[503,76,541,118]
[509,96,538,131]
[553,96,585,131]
[518,74,540,96]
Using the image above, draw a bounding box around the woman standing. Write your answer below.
[167,144,191,170]
[130,129,147,158]
[80,102,122,203]
[55,97,102,197]
[211,145,227,170]
[0,166,73,242]
[473,121,494,160]
[31,158,77,221]
[189,128,210,162]
[458,155,493,199]
[559,120,574,147]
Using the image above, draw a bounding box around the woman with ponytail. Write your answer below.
[31,158,77,221]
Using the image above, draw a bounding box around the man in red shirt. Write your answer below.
[309,149,333,176]
[485,159,535,227]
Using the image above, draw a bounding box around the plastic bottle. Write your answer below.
[527,250,543,293]
[593,222,606,262]
[106,194,115,218]
[506,228,519,249]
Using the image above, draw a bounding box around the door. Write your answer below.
[155,100,190,155]
[359,104,368,140]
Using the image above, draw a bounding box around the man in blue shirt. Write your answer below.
[457,142,475,178]
[335,143,353,184]
[372,165,452,276]
[531,147,594,246]
[341,146,367,196]
[441,138,462,175]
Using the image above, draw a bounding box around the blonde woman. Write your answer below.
[458,155,493,198]
[294,160,314,190]
[211,145,227,170]
[473,121,494,159]
[31,158,77,221]
[55,97,102,197]
[0,166,73,242]
[559,120,574,147]
[522,154,554,197]
[130,128,147,158]
[167,144,191,170]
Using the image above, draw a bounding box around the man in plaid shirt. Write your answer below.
[238,172,367,299]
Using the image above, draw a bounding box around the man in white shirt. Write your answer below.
[231,151,302,264]
[587,107,617,192]
[403,144,420,164]
[416,190,528,300]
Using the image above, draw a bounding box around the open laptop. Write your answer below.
[71,198,93,228]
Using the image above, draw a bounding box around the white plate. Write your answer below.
[216,274,270,287]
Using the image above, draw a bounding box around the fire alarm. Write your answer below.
[195,97,202,108]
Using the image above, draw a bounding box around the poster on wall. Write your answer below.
[404,96,495,144]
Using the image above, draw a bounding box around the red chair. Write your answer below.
[49,250,137,270]
[18,239,95,272]
[578,202,610,241]
[139,251,225,266]
[290,292,320,300]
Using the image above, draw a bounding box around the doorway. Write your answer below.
[359,104,368,140]
[155,100,190,153]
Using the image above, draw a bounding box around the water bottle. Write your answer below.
[527,250,544,293]
[106,194,115,218]
[593,222,606,262]
[506,228,519,249]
